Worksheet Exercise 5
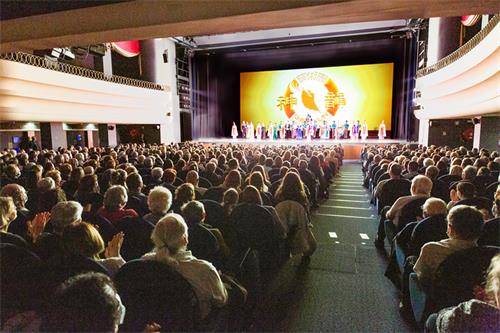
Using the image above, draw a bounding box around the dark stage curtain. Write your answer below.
[191,35,417,140]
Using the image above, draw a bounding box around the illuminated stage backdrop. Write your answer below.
[240,63,394,130]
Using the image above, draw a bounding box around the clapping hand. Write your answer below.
[27,212,50,243]
[104,232,124,258]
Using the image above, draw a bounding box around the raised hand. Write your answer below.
[27,212,50,243]
[104,232,124,258]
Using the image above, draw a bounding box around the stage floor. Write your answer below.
[195,138,412,159]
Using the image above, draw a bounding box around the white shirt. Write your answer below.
[143,250,228,319]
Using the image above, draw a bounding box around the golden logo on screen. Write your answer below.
[276,72,346,123]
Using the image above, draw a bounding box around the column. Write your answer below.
[107,124,118,146]
[103,47,113,78]
[427,18,440,66]
[86,130,94,148]
[141,38,180,143]
[418,119,429,146]
[481,15,489,29]
[50,122,67,149]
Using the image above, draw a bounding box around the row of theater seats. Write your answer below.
[0,142,342,331]
[361,144,500,331]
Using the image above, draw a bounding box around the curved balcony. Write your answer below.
[415,15,499,120]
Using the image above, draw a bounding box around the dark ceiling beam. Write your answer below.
[1,0,498,53]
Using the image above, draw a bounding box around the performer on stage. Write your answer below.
[331,120,337,140]
[323,121,330,139]
[248,122,254,140]
[267,122,274,140]
[343,120,350,139]
[241,121,247,139]
[291,122,297,139]
[378,120,386,140]
[231,122,238,139]
[256,122,262,140]
[296,123,303,140]
[261,123,266,139]
[352,120,360,140]
[307,123,315,141]
[361,120,368,140]
[273,122,279,140]
[280,123,286,140]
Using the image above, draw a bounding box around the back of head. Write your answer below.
[151,167,163,180]
[447,205,483,240]
[422,197,447,217]
[147,186,172,215]
[43,272,122,332]
[181,200,205,226]
[125,172,143,192]
[408,161,419,172]
[0,196,16,230]
[485,254,500,308]
[462,165,477,181]
[163,168,177,184]
[411,175,433,196]
[150,213,188,265]
[104,185,128,211]
[51,201,83,234]
[37,177,56,193]
[425,166,439,180]
[389,163,403,178]
[223,188,239,206]
[61,222,104,259]
[0,183,27,208]
[175,183,195,204]
[241,185,263,205]
[185,170,199,186]
[457,181,476,199]
[450,165,463,176]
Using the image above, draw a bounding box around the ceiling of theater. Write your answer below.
[0,0,497,53]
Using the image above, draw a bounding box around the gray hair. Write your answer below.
[147,186,172,214]
[151,167,163,180]
[51,201,83,233]
[37,177,56,193]
[150,213,188,266]
[104,185,128,210]
[0,184,28,208]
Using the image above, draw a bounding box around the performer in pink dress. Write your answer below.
[361,120,368,140]
[256,122,262,140]
[378,120,386,140]
[280,124,286,139]
[267,122,274,140]
[248,122,254,139]
[231,122,238,139]
[241,121,247,139]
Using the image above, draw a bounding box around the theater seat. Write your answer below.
[114,216,155,261]
[114,259,199,332]
[431,246,500,311]
[199,199,225,229]
[409,272,429,327]
[376,178,411,213]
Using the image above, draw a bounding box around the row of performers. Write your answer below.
[232,120,387,140]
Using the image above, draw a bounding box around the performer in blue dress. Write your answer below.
[331,120,337,139]
[343,120,350,139]
[296,123,303,140]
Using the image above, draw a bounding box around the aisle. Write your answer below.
[251,161,414,332]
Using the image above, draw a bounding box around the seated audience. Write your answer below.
[425,253,500,333]
[61,222,125,276]
[97,185,138,224]
[144,186,173,225]
[414,205,483,290]
[142,213,228,319]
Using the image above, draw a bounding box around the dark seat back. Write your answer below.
[377,179,411,213]
[432,246,500,311]
[0,244,42,322]
[202,187,225,203]
[199,199,225,229]
[114,259,199,332]
[437,174,461,188]
[198,177,212,189]
[114,217,154,261]
[478,218,500,247]
[485,182,499,201]
[228,203,281,272]
[455,197,493,213]
[82,211,118,243]
[398,197,428,231]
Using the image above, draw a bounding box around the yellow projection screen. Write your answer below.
[240,63,394,130]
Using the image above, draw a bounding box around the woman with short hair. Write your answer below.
[97,185,138,224]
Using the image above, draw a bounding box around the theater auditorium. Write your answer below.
[0,1,499,332]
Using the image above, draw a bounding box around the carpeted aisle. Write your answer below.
[251,161,415,332]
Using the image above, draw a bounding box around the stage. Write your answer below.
[195,138,412,159]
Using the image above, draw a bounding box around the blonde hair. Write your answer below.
[0,197,16,230]
[61,222,105,260]
[485,254,500,308]
[150,213,188,266]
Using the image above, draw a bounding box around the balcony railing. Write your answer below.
[0,52,168,91]
[417,14,499,78]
